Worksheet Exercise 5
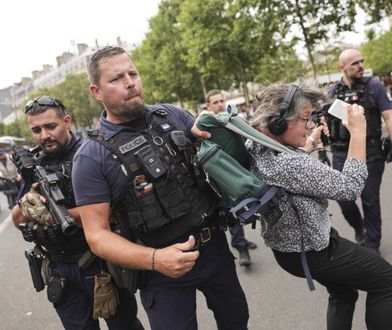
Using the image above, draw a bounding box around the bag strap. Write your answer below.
[230,185,282,224]
[287,194,315,291]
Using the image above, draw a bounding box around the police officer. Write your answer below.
[328,49,392,254]
[11,96,144,330]
[205,89,258,266]
[72,46,249,330]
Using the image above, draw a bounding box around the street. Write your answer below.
[1,162,392,330]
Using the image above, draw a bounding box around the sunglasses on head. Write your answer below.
[25,96,65,114]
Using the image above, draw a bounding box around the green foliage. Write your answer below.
[178,0,286,102]
[52,73,102,128]
[361,29,392,76]
[358,0,392,23]
[4,118,32,144]
[132,0,205,106]
[255,47,306,84]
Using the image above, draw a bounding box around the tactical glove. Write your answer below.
[93,272,120,320]
[20,189,54,225]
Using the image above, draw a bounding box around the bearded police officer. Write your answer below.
[12,97,144,330]
[328,49,392,254]
[72,46,249,330]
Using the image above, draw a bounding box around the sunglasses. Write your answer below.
[25,96,65,114]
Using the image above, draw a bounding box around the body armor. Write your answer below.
[329,77,383,160]
[89,109,217,247]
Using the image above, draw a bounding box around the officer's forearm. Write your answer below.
[381,109,392,137]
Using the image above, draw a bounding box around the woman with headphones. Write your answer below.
[248,83,392,330]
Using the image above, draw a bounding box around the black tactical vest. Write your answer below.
[88,109,217,247]
[32,138,89,254]
[329,77,383,159]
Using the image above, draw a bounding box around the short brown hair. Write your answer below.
[206,89,223,103]
[88,46,128,85]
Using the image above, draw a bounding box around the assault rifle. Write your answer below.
[12,146,77,235]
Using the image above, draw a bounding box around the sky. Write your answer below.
[0,2,390,90]
[0,0,162,89]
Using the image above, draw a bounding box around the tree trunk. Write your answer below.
[294,0,317,79]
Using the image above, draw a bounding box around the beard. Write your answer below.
[115,97,145,121]
[40,139,68,157]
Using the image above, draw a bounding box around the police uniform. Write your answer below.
[72,104,249,330]
[328,77,392,250]
[19,134,143,330]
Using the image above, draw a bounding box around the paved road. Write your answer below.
[1,163,392,330]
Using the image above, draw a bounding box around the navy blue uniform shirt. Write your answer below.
[328,77,392,113]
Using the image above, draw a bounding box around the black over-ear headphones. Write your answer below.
[267,84,298,136]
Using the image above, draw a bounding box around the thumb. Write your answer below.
[176,235,197,252]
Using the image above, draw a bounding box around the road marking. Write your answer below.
[0,214,11,235]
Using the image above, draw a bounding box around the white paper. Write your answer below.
[328,99,349,121]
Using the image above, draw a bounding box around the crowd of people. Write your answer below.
[6,46,392,330]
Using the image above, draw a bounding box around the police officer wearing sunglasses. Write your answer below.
[12,96,144,330]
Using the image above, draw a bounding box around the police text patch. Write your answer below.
[119,136,147,154]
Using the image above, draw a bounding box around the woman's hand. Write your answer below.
[345,104,366,162]
[343,104,366,136]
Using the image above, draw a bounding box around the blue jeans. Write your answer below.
[229,222,248,249]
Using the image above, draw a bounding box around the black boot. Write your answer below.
[238,247,251,267]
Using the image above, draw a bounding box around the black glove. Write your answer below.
[382,136,392,163]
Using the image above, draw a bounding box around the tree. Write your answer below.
[132,0,206,108]
[361,29,392,76]
[52,73,101,128]
[358,0,392,22]
[178,0,287,105]
[255,47,306,84]
[277,0,359,78]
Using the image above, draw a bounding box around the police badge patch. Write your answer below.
[119,136,147,154]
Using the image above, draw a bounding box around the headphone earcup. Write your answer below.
[268,115,287,135]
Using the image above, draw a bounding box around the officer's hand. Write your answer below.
[153,235,200,278]
[191,124,211,139]
[20,189,54,225]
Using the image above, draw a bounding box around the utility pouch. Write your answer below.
[47,276,66,305]
[25,247,45,292]
[154,178,191,220]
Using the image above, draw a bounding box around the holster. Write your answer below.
[24,246,45,292]
[47,276,66,305]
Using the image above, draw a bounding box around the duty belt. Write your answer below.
[46,251,85,264]
[193,223,227,249]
